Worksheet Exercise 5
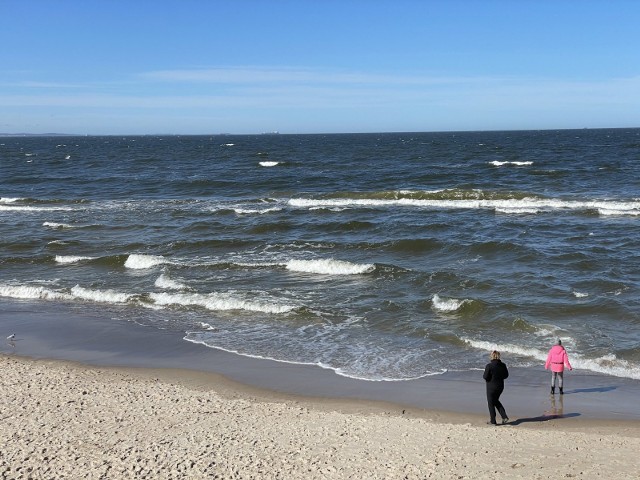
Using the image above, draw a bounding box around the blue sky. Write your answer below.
[1,0,639,134]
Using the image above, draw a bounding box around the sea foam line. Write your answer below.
[462,337,640,380]
[183,334,446,382]
[289,197,640,215]
[149,291,296,314]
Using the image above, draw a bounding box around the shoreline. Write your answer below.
[2,300,640,424]
[3,302,640,477]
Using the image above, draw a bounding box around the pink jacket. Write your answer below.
[545,345,572,372]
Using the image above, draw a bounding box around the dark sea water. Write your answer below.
[2,129,640,381]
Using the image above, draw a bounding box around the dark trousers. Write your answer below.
[486,385,507,423]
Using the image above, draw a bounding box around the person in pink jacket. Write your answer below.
[545,339,572,394]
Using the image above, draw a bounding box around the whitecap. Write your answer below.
[124,254,168,269]
[154,273,188,291]
[572,291,589,298]
[259,161,279,167]
[432,294,468,312]
[286,259,374,275]
[70,285,132,304]
[55,255,94,264]
[149,291,295,314]
[44,222,74,229]
[489,160,533,166]
[233,207,282,215]
[0,284,70,301]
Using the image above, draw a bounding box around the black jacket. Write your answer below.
[483,359,509,388]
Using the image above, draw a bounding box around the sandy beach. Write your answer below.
[1,354,640,479]
[2,304,640,478]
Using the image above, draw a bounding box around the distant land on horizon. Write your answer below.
[1,126,639,138]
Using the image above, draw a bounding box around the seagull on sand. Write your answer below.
[6,334,15,340]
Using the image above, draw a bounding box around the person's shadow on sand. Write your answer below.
[564,386,617,394]
[508,412,581,425]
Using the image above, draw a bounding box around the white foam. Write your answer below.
[0,205,76,212]
[43,222,74,229]
[0,197,22,204]
[462,337,640,380]
[289,196,640,216]
[572,291,589,298]
[432,294,469,312]
[70,285,132,304]
[286,259,375,275]
[233,207,282,215]
[124,254,168,269]
[259,161,280,167]
[183,335,446,382]
[0,284,70,301]
[55,255,94,264]
[490,161,533,166]
[597,208,640,216]
[149,291,295,314]
[495,207,541,214]
[154,274,188,291]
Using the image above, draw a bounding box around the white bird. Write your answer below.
[7,334,15,340]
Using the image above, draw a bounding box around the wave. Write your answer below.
[0,283,131,304]
[0,197,23,204]
[183,335,447,382]
[149,291,295,314]
[43,222,75,229]
[0,284,70,301]
[259,161,280,167]
[69,285,132,303]
[55,255,95,264]
[431,294,471,312]
[285,259,375,275]
[233,207,283,215]
[462,337,640,380]
[490,161,533,167]
[0,204,78,212]
[154,273,188,291]
[288,190,640,216]
[124,254,170,269]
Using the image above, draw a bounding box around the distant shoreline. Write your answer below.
[2,126,639,138]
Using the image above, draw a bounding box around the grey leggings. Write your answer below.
[551,371,564,388]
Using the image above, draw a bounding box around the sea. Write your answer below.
[1,129,640,382]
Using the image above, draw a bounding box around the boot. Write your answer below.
[550,386,555,394]
[559,387,563,395]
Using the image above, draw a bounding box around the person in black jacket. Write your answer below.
[483,350,509,425]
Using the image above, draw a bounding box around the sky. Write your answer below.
[1,0,639,135]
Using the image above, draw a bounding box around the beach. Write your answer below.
[2,305,640,479]
[2,354,640,479]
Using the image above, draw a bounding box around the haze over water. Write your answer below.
[2,129,640,381]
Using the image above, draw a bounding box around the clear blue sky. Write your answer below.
[2,0,639,134]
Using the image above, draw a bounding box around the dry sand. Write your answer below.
[1,355,639,479]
